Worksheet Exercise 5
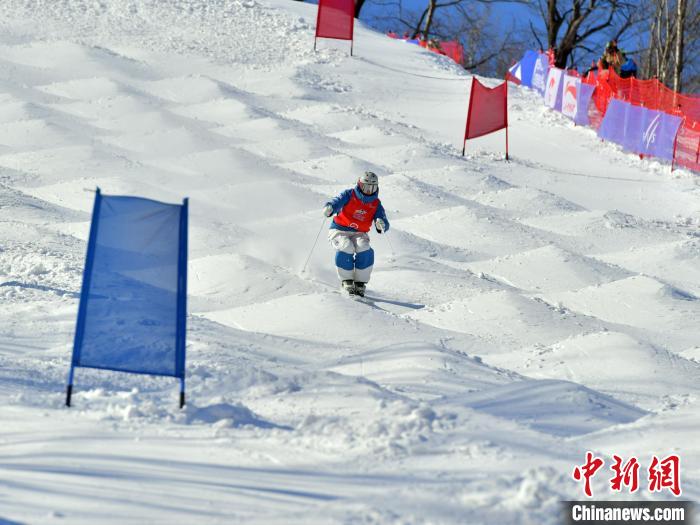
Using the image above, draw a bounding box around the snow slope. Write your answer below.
[0,1,698,524]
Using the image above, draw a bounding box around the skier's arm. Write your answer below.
[375,203,390,233]
[325,189,353,214]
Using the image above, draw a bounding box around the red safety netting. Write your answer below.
[389,35,464,66]
[592,69,700,125]
[463,77,508,157]
[315,0,354,42]
[584,71,597,84]
[585,68,700,171]
[674,121,700,172]
[516,49,699,173]
[439,41,464,65]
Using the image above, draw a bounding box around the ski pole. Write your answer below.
[386,231,396,259]
[301,217,327,274]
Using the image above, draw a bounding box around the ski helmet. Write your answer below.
[358,171,379,195]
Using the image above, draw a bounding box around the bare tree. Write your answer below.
[366,0,526,74]
[683,4,700,92]
[532,0,639,69]
[395,0,463,39]
[640,0,699,92]
[422,0,438,37]
[673,0,687,91]
[451,2,525,70]
[643,0,676,85]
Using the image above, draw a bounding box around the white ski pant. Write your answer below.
[328,229,374,283]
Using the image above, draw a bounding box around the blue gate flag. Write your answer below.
[66,188,188,408]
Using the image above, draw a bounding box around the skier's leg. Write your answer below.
[328,230,356,283]
[353,233,374,285]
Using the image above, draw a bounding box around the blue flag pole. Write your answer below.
[66,188,102,407]
[177,198,189,409]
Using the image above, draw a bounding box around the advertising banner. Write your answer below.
[561,75,580,118]
[532,54,549,96]
[574,83,596,126]
[598,99,683,160]
[544,68,564,110]
[519,50,539,88]
[639,108,683,160]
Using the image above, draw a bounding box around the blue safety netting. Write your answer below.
[71,189,188,379]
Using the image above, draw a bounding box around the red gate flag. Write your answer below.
[315,0,355,54]
[462,77,509,158]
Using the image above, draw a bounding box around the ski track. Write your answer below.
[0,1,698,523]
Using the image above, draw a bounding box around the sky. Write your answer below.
[353,0,645,70]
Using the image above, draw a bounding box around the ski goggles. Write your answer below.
[359,181,378,194]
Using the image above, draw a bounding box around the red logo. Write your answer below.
[563,83,578,113]
[610,455,640,493]
[573,452,604,497]
[573,453,682,498]
[649,455,681,497]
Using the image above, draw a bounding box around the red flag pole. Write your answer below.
[462,77,476,156]
[350,9,355,56]
[504,78,509,161]
[314,0,322,52]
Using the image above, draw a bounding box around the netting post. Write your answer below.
[314,37,317,51]
[180,378,186,409]
[671,126,679,172]
[462,77,475,156]
[351,40,354,57]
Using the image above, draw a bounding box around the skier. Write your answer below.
[323,171,390,297]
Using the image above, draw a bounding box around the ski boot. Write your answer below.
[341,279,355,295]
[354,282,366,297]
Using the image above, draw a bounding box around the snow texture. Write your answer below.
[0,1,698,523]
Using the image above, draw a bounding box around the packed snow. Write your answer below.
[0,1,698,524]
